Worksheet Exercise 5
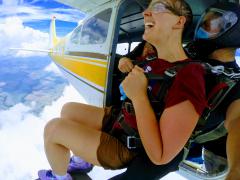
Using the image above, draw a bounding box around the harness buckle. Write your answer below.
[124,102,135,115]
[146,55,157,61]
[127,136,138,149]
[211,65,224,74]
[164,69,177,77]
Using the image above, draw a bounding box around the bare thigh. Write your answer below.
[47,118,103,166]
[60,102,106,130]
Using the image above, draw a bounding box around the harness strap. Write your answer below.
[207,82,228,104]
[155,75,172,101]
[198,77,236,126]
[117,112,138,137]
[209,78,236,110]
[193,122,227,144]
[114,102,143,150]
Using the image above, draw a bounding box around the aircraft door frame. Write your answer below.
[104,0,146,106]
[103,0,130,107]
[62,2,119,107]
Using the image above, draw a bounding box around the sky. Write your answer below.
[0,1,82,179]
[0,0,88,179]
[0,0,239,180]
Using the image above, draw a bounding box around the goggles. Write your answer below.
[147,2,174,14]
[195,8,238,40]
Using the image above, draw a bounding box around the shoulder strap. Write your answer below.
[146,60,198,119]
[198,76,237,127]
[193,121,227,144]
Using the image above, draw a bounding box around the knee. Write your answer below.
[60,102,76,119]
[44,118,61,141]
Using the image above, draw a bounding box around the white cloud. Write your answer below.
[0,17,49,57]
[0,85,86,180]
[0,104,47,180]
[0,103,31,128]
[0,82,6,87]
[0,2,84,24]
[40,85,86,120]
[44,62,63,76]
[2,0,23,6]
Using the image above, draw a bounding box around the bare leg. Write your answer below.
[44,118,103,175]
[60,102,106,130]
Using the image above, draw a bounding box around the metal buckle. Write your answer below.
[124,102,134,114]
[164,69,176,77]
[146,55,157,61]
[127,136,137,149]
[211,65,224,74]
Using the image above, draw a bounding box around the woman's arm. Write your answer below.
[132,97,199,165]
[225,99,240,179]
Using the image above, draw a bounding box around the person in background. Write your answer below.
[184,2,240,179]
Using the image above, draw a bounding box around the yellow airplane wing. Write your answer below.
[55,0,111,13]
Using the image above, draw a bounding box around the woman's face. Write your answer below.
[143,0,180,44]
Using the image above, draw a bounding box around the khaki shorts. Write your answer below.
[96,107,137,170]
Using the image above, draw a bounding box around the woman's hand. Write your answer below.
[118,57,134,73]
[122,65,148,101]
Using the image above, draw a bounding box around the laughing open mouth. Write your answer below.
[145,22,154,29]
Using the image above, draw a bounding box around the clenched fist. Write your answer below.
[118,57,134,73]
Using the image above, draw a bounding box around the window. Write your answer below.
[236,48,240,67]
[130,42,141,51]
[70,25,82,44]
[80,8,112,44]
[116,43,129,55]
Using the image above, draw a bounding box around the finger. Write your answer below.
[125,67,131,73]
[127,64,134,71]
[119,64,126,72]
[131,66,142,74]
[134,65,144,72]
[126,66,133,72]
[119,67,125,73]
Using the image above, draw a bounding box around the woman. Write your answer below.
[38,0,205,179]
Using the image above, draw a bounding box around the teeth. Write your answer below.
[145,22,154,29]
[145,22,154,26]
